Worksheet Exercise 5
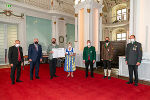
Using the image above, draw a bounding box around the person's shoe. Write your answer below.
[85,76,88,78]
[16,80,23,82]
[134,83,138,86]
[30,77,33,80]
[36,76,40,79]
[108,76,111,80]
[126,82,133,84]
[54,75,58,77]
[103,76,107,79]
[50,76,53,79]
[12,81,15,85]
[91,76,94,78]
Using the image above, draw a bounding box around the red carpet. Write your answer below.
[0,64,150,100]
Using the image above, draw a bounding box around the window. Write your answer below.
[117,33,126,41]
[117,8,127,21]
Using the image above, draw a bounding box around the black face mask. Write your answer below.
[105,40,109,43]
[35,41,38,44]
[52,41,56,44]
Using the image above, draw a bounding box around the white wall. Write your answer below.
[133,0,150,57]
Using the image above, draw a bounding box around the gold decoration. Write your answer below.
[59,18,64,20]
[75,13,78,17]
[100,13,103,17]
[87,9,91,13]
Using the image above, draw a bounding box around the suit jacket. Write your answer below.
[125,41,142,65]
[8,46,24,64]
[28,43,42,62]
[83,46,96,62]
[101,42,114,60]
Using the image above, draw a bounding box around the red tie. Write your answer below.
[35,45,38,51]
[88,47,90,60]
[18,48,21,62]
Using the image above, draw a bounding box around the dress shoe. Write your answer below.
[85,76,88,78]
[54,75,58,77]
[50,76,53,79]
[12,81,15,85]
[91,76,94,78]
[126,82,133,84]
[30,78,33,80]
[134,83,138,86]
[108,76,111,80]
[16,80,23,82]
[36,76,40,79]
[103,76,107,79]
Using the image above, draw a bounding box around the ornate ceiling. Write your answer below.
[103,0,129,12]
[3,0,129,15]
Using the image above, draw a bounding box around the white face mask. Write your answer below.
[68,45,71,48]
[15,44,20,47]
[87,43,91,47]
[130,39,135,42]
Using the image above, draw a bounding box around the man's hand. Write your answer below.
[136,62,141,66]
[126,61,128,65]
[29,59,32,62]
[40,59,42,62]
[50,51,53,54]
[21,62,23,66]
[10,64,13,67]
[101,59,103,61]
[83,60,85,63]
[93,60,95,64]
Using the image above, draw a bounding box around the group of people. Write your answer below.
[8,35,142,86]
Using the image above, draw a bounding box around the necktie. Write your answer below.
[18,48,21,62]
[88,47,90,60]
[35,45,38,51]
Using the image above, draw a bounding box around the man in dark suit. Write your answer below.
[8,40,24,84]
[125,35,142,86]
[28,38,42,80]
[83,40,96,78]
[101,37,114,79]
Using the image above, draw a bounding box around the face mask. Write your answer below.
[105,40,109,43]
[15,44,20,47]
[87,43,91,47]
[68,45,71,48]
[35,41,38,44]
[52,41,55,44]
[130,39,135,42]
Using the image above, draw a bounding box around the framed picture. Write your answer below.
[59,36,64,43]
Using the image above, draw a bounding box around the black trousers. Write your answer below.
[103,60,111,70]
[10,61,21,82]
[49,58,57,77]
[128,65,138,83]
[85,60,93,77]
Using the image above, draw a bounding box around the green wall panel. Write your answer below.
[26,16,52,51]
[66,23,75,47]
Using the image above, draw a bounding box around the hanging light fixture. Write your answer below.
[0,10,24,18]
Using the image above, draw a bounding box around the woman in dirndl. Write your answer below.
[64,42,76,77]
